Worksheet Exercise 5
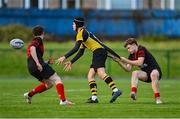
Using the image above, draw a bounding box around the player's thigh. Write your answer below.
[133,70,148,82]
[29,70,44,81]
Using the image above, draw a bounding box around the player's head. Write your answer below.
[32,25,44,37]
[73,17,85,32]
[124,38,138,54]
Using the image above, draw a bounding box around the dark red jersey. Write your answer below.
[128,45,161,74]
[27,37,45,72]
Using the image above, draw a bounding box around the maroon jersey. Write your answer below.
[128,45,161,74]
[27,37,45,72]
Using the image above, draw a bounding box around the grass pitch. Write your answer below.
[0,77,180,118]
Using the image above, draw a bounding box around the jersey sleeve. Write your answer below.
[138,50,145,57]
[31,38,40,47]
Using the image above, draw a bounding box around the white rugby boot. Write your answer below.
[156,97,162,104]
[24,92,32,104]
[60,100,74,105]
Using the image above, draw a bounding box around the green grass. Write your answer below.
[1,41,180,78]
[0,77,180,118]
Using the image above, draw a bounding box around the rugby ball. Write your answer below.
[10,38,24,49]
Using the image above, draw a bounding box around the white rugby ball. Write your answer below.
[10,38,24,49]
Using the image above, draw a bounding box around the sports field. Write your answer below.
[0,77,180,118]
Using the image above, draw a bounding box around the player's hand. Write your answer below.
[112,57,121,62]
[36,63,43,72]
[47,58,54,64]
[56,56,66,65]
[64,61,72,72]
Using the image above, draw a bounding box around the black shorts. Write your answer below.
[142,68,162,83]
[90,48,107,71]
[28,64,55,81]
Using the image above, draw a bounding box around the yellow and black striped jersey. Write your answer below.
[76,28,103,52]
[64,28,120,63]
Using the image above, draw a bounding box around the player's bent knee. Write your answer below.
[132,71,139,78]
[44,81,53,89]
[49,73,62,84]
[151,70,159,80]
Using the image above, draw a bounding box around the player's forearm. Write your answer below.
[30,46,40,64]
[117,60,132,72]
[70,49,85,63]
[64,41,82,58]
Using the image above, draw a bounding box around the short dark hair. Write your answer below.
[124,38,138,48]
[32,25,44,36]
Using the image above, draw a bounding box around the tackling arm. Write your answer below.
[121,57,144,67]
[117,60,132,72]
[112,56,132,72]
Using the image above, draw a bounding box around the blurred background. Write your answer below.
[0,0,179,79]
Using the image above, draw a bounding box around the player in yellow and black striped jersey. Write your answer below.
[57,17,122,103]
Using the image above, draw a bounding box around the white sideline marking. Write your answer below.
[66,89,88,92]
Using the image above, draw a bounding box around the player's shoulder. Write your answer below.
[29,37,43,46]
[138,45,147,51]
[77,28,88,35]
[76,28,89,41]
[32,37,41,42]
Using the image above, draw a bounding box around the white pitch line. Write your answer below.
[66,89,88,92]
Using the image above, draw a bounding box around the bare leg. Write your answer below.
[97,67,121,103]
[49,73,73,105]
[24,79,53,104]
[49,73,65,101]
[86,68,98,103]
[150,69,162,104]
[130,70,147,100]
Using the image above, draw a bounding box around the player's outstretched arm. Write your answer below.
[63,48,85,71]
[70,48,85,64]
[56,41,82,65]
[121,57,144,67]
[64,41,82,59]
